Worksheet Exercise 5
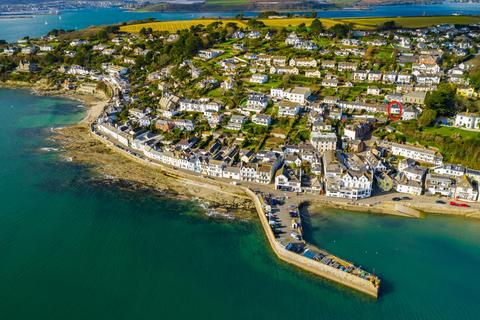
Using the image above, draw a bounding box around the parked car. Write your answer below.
[290,232,302,240]
[449,201,469,207]
[401,196,412,200]
[435,200,446,204]
[392,197,401,201]
[289,210,299,218]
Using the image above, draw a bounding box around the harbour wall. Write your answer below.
[244,188,380,298]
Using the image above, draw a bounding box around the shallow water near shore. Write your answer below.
[1,87,480,319]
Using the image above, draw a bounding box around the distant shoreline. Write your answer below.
[134,1,443,14]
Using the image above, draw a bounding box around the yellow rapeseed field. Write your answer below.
[121,15,480,34]
[260,18,343,29]
[120,19,247,33]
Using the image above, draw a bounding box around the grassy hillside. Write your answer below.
[140,0,332,12]
[340,16,480,29]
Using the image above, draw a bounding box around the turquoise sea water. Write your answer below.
[1,88,480,319]
[1,3,480,42]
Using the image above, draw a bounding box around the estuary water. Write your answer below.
[0,88,480,319]
[0,3,480,42]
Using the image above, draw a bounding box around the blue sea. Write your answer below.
[0,88,480,319]
[0,3,479,42]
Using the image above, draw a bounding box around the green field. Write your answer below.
[422,126,480,140]
[340,16,480,29]
[206,0,248,4]
[261,16,480,30]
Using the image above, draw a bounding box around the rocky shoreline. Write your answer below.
[1,80,255,220]
[56,124,257,220]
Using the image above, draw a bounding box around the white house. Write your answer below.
[225,115,247,131]
[338,62,358,72]
[325,171,373,199]
[353,70,368,82]
[454,113,480,129]
[454,176,479,202]
[433,164,466,177]
[367,87,381,95]
[368,71,383,82]
[391,143,443,165]
[198,49,223,60]
[269,66,299,75]
[305,69,321,78]
[412,63,441,74]
[275,166,302,193]
[250,73,268,84]
[245,93,269,113]
[278,100,301,117]
[396,176,423,196]
[310,132,337,152]
[402,107,419,120]
[252,114,272,126]
[397,74,412,84]
[383,72,397,83]
[425,174,455,197]
[290,58,317,68]
[98,123,130,147]
[271,87,311,105]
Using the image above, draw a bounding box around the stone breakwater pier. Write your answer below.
[244,188,380,298]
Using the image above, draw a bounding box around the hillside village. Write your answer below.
[2,19,480,205]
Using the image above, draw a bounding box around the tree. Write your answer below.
[365,46,376,60]
[225,22,238,35]
[258,11,279,19]
[172,66,190,81]
[329,23,352,39]
[207,21,223,31]
[470,68,480,90]
[296,23,307,33]
[424,83,457,116]
[417,109,437,127]
[379,20,398,31]
[247,19,265,29]
[96,29,109,41]
[310,19,323,33]
[282,74,292,87]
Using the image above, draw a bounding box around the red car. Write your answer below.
[450,201,470,208]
